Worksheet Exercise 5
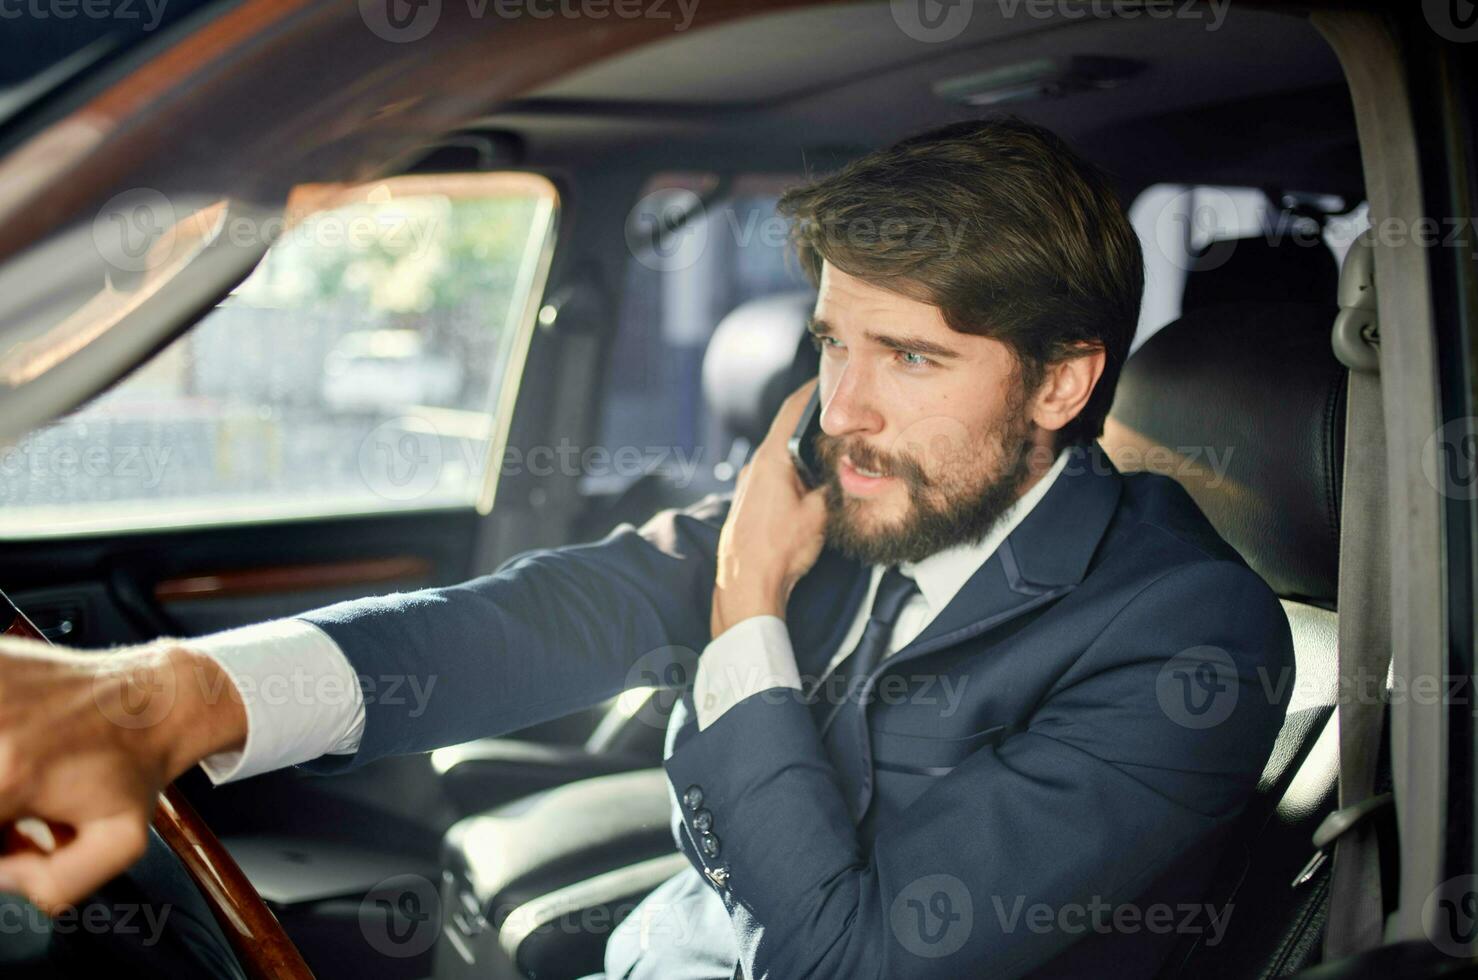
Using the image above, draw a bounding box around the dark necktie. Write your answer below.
[811,565,920,735]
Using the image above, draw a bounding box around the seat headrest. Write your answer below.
[1103,301,1346,603]
[702,291,818,445]
[1182,235,1339,313]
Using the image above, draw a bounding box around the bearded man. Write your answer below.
[0,116,1293,980]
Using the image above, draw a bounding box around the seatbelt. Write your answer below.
[1319,231,1395,959]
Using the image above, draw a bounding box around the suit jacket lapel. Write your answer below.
[888,443,1124,666]
[785,546,871,685]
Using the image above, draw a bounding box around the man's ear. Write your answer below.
[1030,344,1106,435]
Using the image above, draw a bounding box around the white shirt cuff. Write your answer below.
[187,619,365,784]
[692,615,800,730]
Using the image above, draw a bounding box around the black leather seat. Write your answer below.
[1181,230,1339,316]
[1104,297,1346,977]
[1104,229,1348,976]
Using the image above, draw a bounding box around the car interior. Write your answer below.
[0,1,1473,978]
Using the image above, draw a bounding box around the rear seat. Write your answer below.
[573,289,817,542]
[1181,231,1339,314]
[437,291,822,816]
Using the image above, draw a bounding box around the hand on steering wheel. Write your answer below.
[0,592,312,979]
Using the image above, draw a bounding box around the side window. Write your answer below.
[1128,183,1370,349]
[0,173,558,536]
[593,174,811,499]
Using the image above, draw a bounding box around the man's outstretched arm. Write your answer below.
[291,495,725,771]
[0,493,728,909]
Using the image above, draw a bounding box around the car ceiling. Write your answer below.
[471,2,1359,197]
[0,0,1367,448]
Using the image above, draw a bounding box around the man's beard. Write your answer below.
[814,405,1037,568]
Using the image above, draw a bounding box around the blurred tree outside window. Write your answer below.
[0,172,558,536]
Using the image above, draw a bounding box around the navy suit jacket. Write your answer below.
[299,443,1294,979]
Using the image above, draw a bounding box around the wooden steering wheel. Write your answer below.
[0,589,314,980]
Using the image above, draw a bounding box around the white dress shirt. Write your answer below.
[689,448,1068,728]
[192,450,1069,781]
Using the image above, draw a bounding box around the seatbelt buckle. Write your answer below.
[1292,792,1393,888]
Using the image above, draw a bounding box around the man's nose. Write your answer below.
[820,366,882,437]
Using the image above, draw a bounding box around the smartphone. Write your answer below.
[787,388,825,489]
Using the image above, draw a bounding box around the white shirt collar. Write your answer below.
[897,448,1070,615]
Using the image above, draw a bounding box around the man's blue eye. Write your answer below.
[899,351,930,367]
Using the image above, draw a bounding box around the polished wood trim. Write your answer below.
[0,589,313,979]
[155,556,433,602]
[154,787,314,980]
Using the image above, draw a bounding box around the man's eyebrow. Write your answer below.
[808,317,963,360]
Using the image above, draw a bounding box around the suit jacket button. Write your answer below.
[693,809,713,833]
[700,832,721,858]
[683,785,704,810]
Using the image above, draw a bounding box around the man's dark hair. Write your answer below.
[777,115,1144,450]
